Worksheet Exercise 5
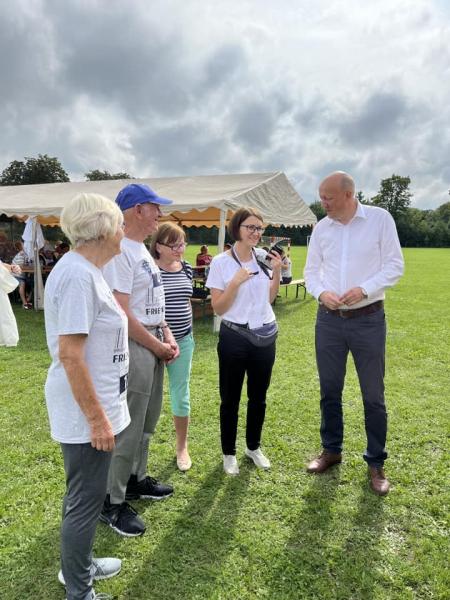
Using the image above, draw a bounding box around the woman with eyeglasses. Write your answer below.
[150,223,194,471]
[206,207,282,475]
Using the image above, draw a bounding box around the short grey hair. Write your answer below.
[60,193,123,247]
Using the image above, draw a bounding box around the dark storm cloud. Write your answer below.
[202,43,248,90]
[133,123,235,174]
[294,96,331,130]
[232,98,286,151]
[0,8,63,110]
[339,92,407,146]
[0,1,449,208]
[48,2,192,118]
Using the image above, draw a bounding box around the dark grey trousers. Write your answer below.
[60,442,112,600]
[315,307,388,466]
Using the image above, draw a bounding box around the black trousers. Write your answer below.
[217,323,276,455]
[315,307,388,466]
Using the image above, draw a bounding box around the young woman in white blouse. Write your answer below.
[206,207,282,475]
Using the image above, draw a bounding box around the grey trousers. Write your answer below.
[108,336,164,504]
[60,442,112,600]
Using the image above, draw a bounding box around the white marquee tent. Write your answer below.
[0,170,315,228]
[0,171,316,310]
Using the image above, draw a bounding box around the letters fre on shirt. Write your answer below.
[44,252,130,444]
[103,237,166,327]
[304,203,404,309]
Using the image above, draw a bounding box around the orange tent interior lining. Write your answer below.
[10,206,235,228]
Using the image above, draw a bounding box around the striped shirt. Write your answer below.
[159,262,193,340]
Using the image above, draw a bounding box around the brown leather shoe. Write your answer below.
[307,450,342,473]
[368,466,390,496]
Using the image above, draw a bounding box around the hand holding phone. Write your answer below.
[259,243,283,269]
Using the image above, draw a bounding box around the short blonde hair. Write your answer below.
[60,193,123,247]
[150,222,186,259]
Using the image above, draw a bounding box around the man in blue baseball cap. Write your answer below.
[101,183,179,537]
[115,183,173,211]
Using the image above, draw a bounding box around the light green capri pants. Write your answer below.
[166,333,195,417]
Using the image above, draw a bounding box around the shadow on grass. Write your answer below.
[330,479,386,599]
[121,462,251,600]
[265,469,386,600]
[264,468,341,599]
[148,455,180,483]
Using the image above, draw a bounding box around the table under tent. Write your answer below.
[0,171,317,313]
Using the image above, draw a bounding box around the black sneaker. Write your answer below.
[99,496,146,537]
[125,474,174,501]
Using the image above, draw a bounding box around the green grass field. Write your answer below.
[0,247,448,600]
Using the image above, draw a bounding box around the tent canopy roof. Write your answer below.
[0,171,316,228]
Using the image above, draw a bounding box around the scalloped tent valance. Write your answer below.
[0,171,316,228]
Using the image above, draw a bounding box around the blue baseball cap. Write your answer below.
[116,183,173,211]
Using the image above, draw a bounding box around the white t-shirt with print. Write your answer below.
[44,252,130,444]
[103,237,165,326]
[206,250,275,329]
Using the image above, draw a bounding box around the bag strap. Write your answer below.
[181,260,193,281]
[230,245,272,279]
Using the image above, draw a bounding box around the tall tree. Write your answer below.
[371,174,412,221]
[0,154,69,185]
[309,201,326,221]
[85,169,132,181]
[435,201,450,224]
[356,190,371,205]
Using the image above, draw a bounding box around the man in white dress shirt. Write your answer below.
[304,171,404,495]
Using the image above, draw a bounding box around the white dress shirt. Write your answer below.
[304,203,404,309]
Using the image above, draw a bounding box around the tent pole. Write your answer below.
[213,208,227,332]
[31,218,45,310]
[217,208,226,253]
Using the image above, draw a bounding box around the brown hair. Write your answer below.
[227,207,264,241]
[150,222,186,259]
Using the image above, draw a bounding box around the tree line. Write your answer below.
[307,174,450,247]
[1,155,449,247]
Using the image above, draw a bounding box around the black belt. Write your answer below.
[222,319,250,331]
[319,300,384,319]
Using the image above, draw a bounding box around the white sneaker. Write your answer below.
[223,454,239,475]
[245,447,271,469]
[59,557,121,585]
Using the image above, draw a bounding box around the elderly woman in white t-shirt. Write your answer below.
[44,194,130,600]
[206,207,282,476]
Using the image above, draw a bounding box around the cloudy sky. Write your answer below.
[1,0,449,209]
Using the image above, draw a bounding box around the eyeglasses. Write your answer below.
[241,224,265,234]
[159,242,187,251]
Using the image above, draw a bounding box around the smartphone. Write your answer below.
[259,243,283,269]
